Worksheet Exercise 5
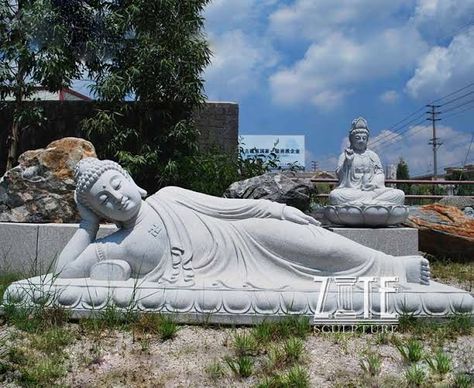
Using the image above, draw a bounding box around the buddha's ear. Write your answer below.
[137,186,148,198]
[131,176,147,197]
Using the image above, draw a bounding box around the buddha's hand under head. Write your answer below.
[282,206,321,226]
[74,192,100,226]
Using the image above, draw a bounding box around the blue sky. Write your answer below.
[202,0,474,176]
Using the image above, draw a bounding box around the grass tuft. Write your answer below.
[394,338,424,364]
[359,351,382,377]
[225,355,253,378]
[205,360,226,380]
[158,315,179,341]
[425,349,451,376]
[233,332,258,356]
[404,364,426,387]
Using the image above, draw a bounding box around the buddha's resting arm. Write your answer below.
[154,186,318,225]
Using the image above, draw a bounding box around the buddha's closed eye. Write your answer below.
[99,194,109,204]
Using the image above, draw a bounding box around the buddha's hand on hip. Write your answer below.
[282,206,321,226]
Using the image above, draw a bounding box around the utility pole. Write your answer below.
[426,104,442,180]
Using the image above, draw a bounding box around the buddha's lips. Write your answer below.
[118,198,130,210]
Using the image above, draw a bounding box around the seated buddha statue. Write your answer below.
[329,117,405,206]
[54,157,430,288]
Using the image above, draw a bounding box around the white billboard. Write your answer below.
[240,135,305,170]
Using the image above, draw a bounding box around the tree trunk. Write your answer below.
[6,120,20,170]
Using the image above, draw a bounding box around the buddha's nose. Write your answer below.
[109,190,122,202]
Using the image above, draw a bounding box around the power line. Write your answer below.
[430,81,474,104]
[369,112,426,147]
[442,104,474,120]
[439,90,474,107]
[442,97,474,114]
[411,157,474,177]
[371,117,427,150]
[372,83,474,148]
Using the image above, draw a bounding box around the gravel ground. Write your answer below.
[1,323,462,387]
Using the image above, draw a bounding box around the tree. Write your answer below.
[0,0,93,169]
[82,0,212,193]
[396,157,411,194]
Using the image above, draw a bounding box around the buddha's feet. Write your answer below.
[400,256,430,285]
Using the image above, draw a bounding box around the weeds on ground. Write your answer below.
[429,257,473,292]
[425,349,452,376]
[225,355,253,378]
[454,373,473,388]
[1,303,75,386]
[359,351,382,377]
[394,338,424,364]
[233,332,258,356]
[205,360,226,380]
[257,365,310,388]
[405,364,426,387]
[0,273,22,301]
[207,317,311,386]
[397,311,472,345]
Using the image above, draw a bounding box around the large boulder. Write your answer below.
[224,172,316,211]
[404,204,474,261]
[0,137,96,223]
[438,196,474,210]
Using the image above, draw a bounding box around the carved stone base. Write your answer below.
[3,275,473,325]
[324,204,409,227]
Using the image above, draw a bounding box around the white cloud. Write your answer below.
[412,0,474,42]
[204,30,278,100]
[370,125,473,176]
[380,90,400,104]
[270,28,427,108]
[205,0,277,33]
[269,0,413,41]
[406,26,474,99]
[203,0,279,100]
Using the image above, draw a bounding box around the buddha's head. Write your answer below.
[74,158,147,222]
[349,117,369,152]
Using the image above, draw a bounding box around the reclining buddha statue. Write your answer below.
[54,157,429,288]
[326,117,409,226]
[5,156,473,322]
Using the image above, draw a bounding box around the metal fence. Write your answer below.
[311,178,474,202]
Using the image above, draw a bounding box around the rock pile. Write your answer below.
[405,203,474,261]
[0,137,96,223]
[225,171,316,211]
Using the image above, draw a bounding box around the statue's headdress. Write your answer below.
[74,158,129,203]
[349,117,370,136]
[74,158,146,211]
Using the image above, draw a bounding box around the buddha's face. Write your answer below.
[350,131,368,152]
[85,170,143,222]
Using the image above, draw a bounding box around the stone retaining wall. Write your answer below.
[0,101,238,174]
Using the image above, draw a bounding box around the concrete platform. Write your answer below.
[0,222,117,275]
[0,223,419,275]
[328,227,419,256]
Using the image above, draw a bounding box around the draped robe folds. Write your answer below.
[143,187,403,289]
